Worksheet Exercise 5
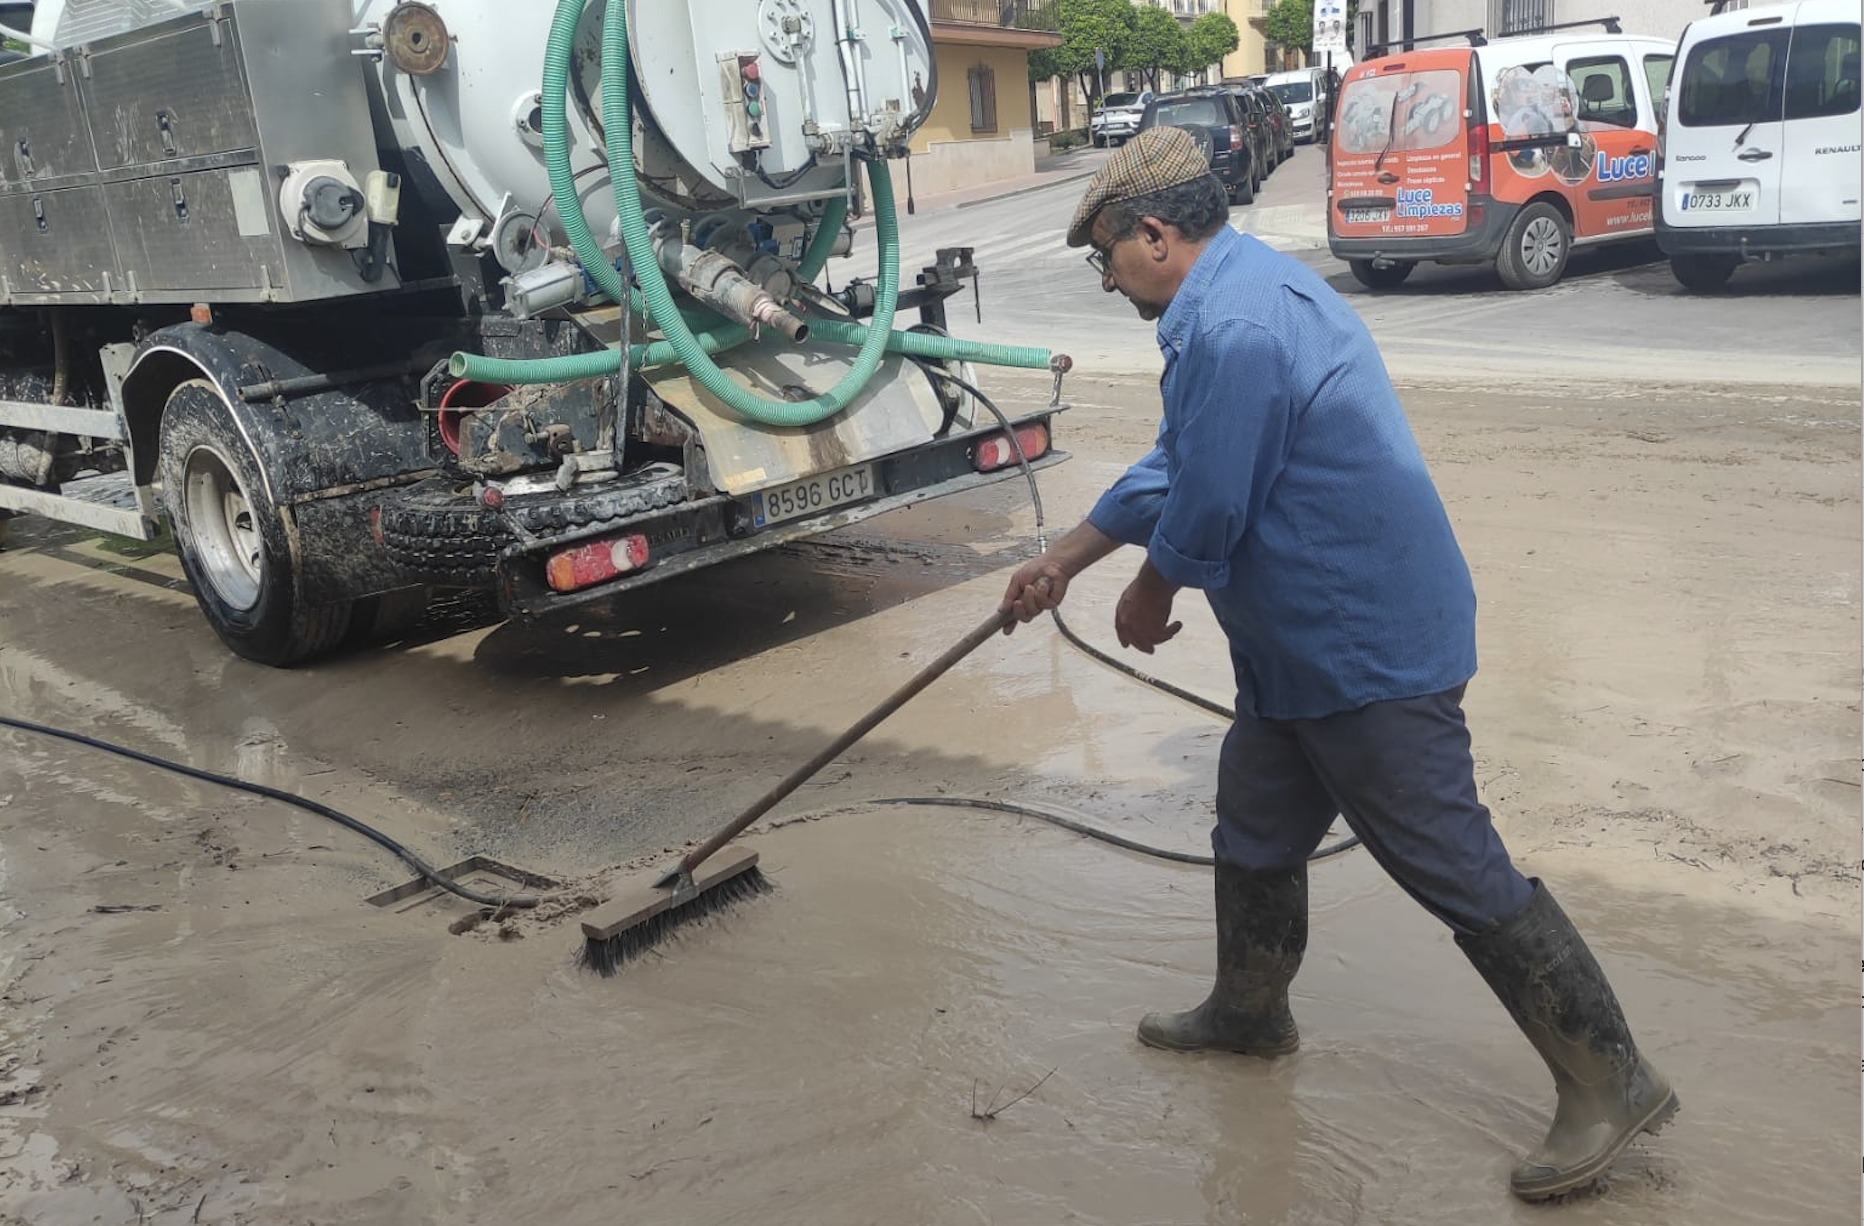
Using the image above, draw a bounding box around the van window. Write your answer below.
[1677,29,1788,126]
[1336,69,1463,154]
[1783,23,1861,120]
[1269,80,1315,104]
[1642,54,1674,105]
[1567,55,1639,127]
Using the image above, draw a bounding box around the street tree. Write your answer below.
[1125,4,1188,93]
[1185,11,1240,83]
[1263,0,1314,56]
[1044,0,1138,105]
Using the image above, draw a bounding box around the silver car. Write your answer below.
[1091,90,1154,146]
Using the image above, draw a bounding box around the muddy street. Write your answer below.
[0,371,1858,1224]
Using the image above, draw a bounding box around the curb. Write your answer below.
[954,169,1097,210]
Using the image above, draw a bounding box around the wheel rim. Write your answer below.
[1521,216,1564,277]
[181,443,262,611]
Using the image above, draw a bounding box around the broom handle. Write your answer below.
[678,608,1014,875]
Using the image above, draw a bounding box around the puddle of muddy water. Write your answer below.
[0,782,1850,1226]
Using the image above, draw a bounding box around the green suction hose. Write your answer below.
[451,0,1056,412]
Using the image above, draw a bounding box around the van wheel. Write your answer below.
[1497,202,1570,290]
[1349,259,1415,289]
[1669,254,1738,292]
[158,379,353,666]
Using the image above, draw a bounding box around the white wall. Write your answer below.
[1406,0,1701,48]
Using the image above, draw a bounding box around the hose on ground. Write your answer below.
[0,714,554,910]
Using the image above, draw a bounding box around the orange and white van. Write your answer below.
[1326,22,1678,289]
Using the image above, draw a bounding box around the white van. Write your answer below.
[1656,0,1861,290]
[1265,68,1329,142]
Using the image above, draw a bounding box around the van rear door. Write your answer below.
[1329,52,1472,242]
[1777,3,1861,229]
[1666,11,1792,234]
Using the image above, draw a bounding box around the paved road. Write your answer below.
[843,145,1861,387]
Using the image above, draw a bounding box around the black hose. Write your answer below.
[910,364,1364,866]
[0,714,552,910]
[871,795,1361,865]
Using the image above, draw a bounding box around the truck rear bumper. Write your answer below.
[1656,218,1862,258]
[496,414,1066,619]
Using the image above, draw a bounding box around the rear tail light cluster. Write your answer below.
[1468,113,1488,191]
[972,423,1050,473]
[1230,124,1244,149]
[546,532,650,592]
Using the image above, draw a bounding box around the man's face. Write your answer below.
[1087,210,1174,322]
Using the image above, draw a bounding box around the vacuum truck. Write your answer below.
[0,0,1069,664]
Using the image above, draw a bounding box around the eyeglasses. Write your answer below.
[1085,246,1114,276]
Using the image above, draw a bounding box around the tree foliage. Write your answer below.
[1125,5,1188,92]
[1186,11,1241,78]
[1026,0,1137,101]
[1263,0,1314,54]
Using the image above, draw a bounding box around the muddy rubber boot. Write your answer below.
[1457,881,1680,1201]
[1137,861,1304,1057]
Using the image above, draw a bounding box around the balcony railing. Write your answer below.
[926,0,1060,30]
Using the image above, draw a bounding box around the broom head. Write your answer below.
[579,846,770,975]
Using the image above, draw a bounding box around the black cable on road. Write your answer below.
[0,714,552,910]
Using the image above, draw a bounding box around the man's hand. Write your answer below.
[995,522,1124,636]
[1115,562,1182,654]
[999,559,1067,634]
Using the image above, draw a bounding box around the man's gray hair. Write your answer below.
[1099,175,1229,244]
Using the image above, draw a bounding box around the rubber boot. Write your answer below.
[1457,881,1680,1200]
[1137,861,1304,1056]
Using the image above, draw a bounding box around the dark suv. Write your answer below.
[1136,90,1260,205]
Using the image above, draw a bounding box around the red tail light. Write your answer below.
[1230,124,1244,149]
[546,533,650,592]
[1468,114,1489,191]
[973,423,1050,473]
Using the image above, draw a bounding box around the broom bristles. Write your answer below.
[578,865,773,975]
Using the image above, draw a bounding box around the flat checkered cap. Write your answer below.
[1066,125,1215,248]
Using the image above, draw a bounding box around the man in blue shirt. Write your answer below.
[998,126,1676,1201]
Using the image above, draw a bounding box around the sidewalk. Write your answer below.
[851,145,1111,226]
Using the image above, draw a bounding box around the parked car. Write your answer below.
[1091,90,1154,146]
[1328,22,1676,290]
[1137,89,1260,203]
[1266,67,1328,142]
[1244,84,1297,166]
[1204,86,1278,181]
[1655,0,1861,290]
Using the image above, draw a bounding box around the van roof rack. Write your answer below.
[1496,15,1624,37]
[1363,28,1488,55]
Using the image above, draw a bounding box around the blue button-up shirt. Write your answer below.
[1088,227,1477,720]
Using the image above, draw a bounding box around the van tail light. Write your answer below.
[973,423,1050,473]
[1230,124,1244,149]
[1468,116,1488,191]
[546,532,650,592]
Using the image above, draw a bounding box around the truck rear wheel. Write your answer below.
[1669,254,1738,292]
[1497,202,1570,290]
[158,379,352,666]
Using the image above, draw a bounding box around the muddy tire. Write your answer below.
[158,379,353,666]
[1230,166,1255,206]
[1349,259,1415,290]
[1497,201,1571,290]
[1669,254,1738,293]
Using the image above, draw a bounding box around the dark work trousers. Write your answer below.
[1212,685,1534,936]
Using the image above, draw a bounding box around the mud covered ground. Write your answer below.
[0,371,1857,1224]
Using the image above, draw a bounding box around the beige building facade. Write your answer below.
[913,1,1064,195]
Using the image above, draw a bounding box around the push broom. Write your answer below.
[580,606,1017,973]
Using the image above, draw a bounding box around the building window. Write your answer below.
[1494,0,1551,37]
[968,63,998,133]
